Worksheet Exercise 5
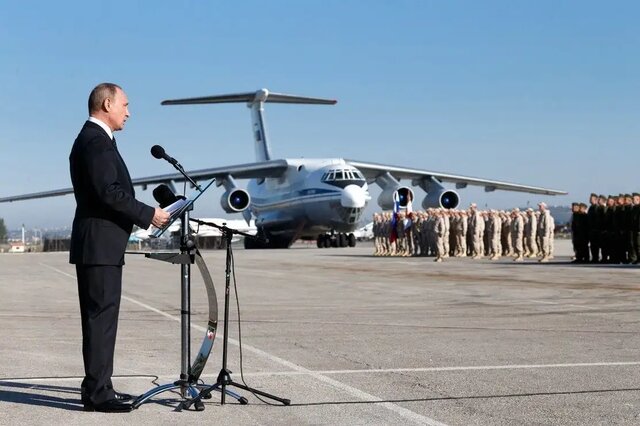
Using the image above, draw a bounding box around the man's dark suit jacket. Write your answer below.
[69,120,154,265]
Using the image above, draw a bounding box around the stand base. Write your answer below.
[133,379,247,411]
[182,369,290,409]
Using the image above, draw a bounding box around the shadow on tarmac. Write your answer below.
[0,381,83,411]
[289,387,640,407]
[0,378,184,411]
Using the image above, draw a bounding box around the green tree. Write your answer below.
[0,218,6,242]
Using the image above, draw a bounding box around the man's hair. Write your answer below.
[88,83,122,114]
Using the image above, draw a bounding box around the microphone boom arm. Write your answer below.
[174,162,203,193]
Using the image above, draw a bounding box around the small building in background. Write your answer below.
[8,243,26,253]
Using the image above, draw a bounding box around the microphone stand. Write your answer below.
[133,170,244,411]
[182,218,291,408]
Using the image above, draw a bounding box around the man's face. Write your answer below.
[106,88,130,131]
[607,198,615,207]
[590,195,597,205]
[634,196,640,205]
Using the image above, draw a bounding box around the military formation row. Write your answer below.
[571,193,640,264]
[372,203,555,262]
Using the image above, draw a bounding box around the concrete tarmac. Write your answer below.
[1,240,640,425]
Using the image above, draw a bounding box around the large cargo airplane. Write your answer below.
[0,89,566,249]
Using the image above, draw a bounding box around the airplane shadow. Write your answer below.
[289,387,640,407]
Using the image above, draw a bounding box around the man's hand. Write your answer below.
[152,207,171,228]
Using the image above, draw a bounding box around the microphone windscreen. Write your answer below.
[151,145,165,159]
[153,184,178,208]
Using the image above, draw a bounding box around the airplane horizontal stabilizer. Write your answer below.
[162,89,336,106]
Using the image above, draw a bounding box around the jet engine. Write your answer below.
[377,186,415,211]
[220,188,251,213]
[422,188,459,209]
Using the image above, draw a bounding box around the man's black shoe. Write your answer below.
[114,391,134,402]
[82,391,134,406]
[84,399,132,413]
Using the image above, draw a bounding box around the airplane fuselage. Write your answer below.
[247,158,370,244]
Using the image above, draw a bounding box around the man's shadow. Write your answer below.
[0,380,186,411]
[0,381,84,411]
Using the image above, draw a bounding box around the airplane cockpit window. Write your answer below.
[321,168,365,183]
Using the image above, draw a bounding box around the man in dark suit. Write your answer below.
[70,83,169,412]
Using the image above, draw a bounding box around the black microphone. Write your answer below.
[150,144,203,192]
[151,145,178,166]
[152,184,185,208]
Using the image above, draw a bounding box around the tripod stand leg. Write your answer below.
[228,380,291,405]
[182,384,248,409]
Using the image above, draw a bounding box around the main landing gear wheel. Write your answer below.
[317,233,356,248]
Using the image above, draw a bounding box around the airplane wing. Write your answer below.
[0,160,289,203]
[345,159,567,195]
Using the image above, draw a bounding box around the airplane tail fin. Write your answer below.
[162,89,336,162]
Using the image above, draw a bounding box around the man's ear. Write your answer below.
[103,97,112,112]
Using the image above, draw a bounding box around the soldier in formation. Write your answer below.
[371,203,556,263]
[571,193,640,264]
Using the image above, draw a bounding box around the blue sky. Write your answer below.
[1,1,639,229]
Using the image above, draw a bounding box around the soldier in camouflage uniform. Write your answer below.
[442,210,451,258]
[537,202,554,262]
[489,210,502,260]
[434,210,446,262]
[511,208,524,261]
[468,204,481,258]
[501,211,512,256]
[459,210,468,257]
[525,208,537,258]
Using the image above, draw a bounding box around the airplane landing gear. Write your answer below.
[316,232,356,248]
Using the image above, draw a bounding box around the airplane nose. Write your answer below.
[341,184,367,208]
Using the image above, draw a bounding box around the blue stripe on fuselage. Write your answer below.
[251,188,340,208]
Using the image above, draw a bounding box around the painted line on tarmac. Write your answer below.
[41,262,446,426]
[9,359,640,384]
